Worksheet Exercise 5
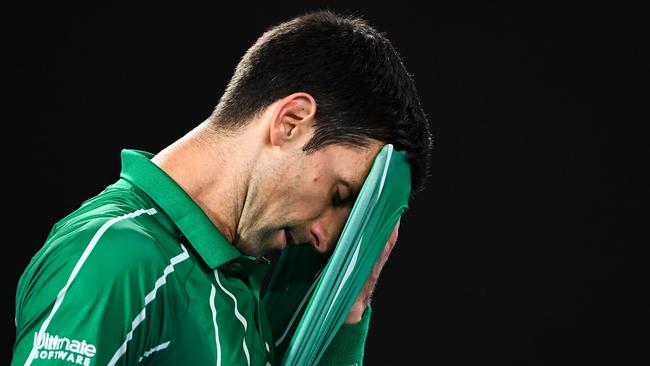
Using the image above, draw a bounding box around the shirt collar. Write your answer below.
[118,149,244,270]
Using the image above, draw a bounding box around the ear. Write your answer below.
[269,92,317,148]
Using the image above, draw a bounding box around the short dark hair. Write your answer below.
[210,10,433,195]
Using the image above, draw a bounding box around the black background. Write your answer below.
[3,2,646,364]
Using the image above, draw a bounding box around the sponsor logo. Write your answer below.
[31,332,96,365]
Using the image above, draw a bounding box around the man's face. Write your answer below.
[235,140,383,257]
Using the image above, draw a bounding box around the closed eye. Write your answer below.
[332,184,355,207]
[331,189,344,207]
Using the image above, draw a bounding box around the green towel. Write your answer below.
[263,144,411,365]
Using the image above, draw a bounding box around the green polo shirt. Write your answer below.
[12,149,371,366]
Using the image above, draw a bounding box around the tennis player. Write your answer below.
[12,10,431,366]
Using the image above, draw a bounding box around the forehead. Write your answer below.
[313,141,384,181]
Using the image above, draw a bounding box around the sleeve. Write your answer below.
[318,305,372,366]
[11,220,185,366]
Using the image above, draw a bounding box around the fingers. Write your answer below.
[381,219,401,261]
[371,219,402,276]
[345,219,404,323]
[388,219,400,245]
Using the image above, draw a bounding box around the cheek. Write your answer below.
[309,176,333,203]
[284,185,331,220]
[292,168,328,200]
[277,159,333,216]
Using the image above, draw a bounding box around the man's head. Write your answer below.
[207,11,432,256]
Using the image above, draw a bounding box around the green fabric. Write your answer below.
[264,145,411,365]
[12,150,275,365]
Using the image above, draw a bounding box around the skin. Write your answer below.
[152,92,399,323]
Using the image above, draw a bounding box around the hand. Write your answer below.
[344,219,400,324]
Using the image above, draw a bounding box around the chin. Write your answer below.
[241,246,264,258]
[233,238,260,257]
[236,231,282,257]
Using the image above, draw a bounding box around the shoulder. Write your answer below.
[13,211,189,366]
[79,210,185,284]
[47,210,190,309]
[32,207,184,296]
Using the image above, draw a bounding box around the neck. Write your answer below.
[151,121,258,243]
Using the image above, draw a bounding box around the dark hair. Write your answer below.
[210,10,433,195]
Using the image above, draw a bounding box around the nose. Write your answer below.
[309,223,327,253]
[308,207,351,254]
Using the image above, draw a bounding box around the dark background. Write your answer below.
[3,2,646,364]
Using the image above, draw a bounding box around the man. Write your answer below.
[12,10,431,366]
